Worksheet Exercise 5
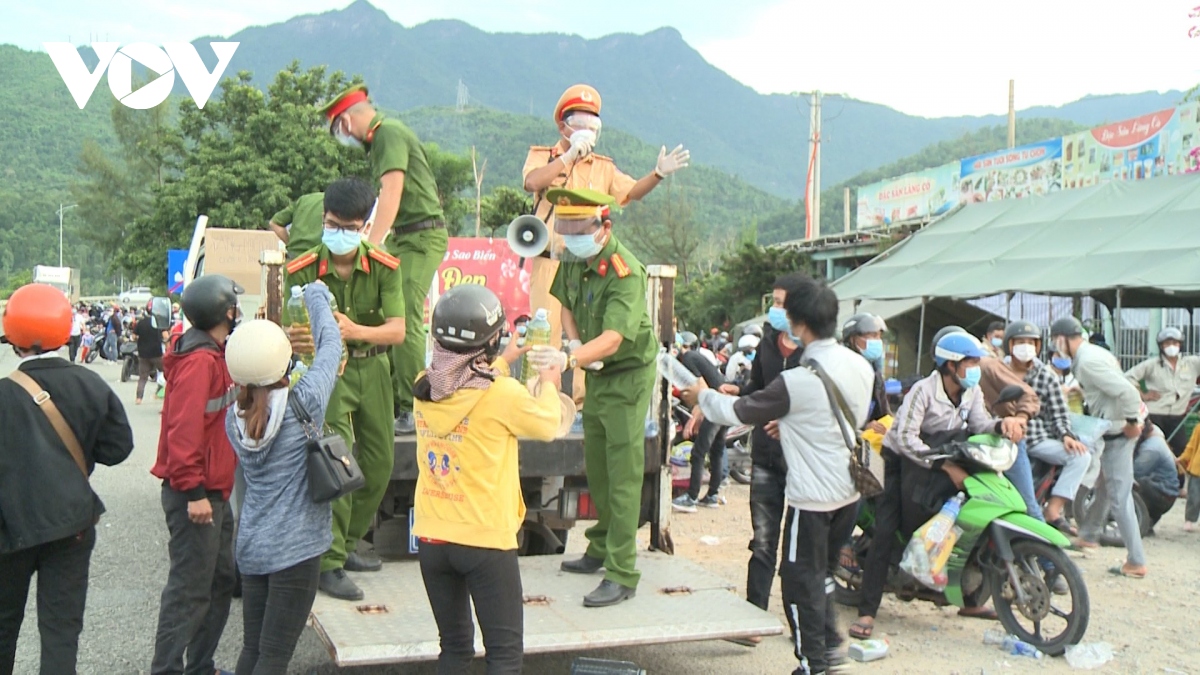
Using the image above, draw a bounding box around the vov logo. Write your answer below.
[43,42,239,110]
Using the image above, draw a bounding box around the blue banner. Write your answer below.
[167,249,188,295]
[959,140,1063,202]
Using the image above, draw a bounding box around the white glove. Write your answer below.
[584,360,604,372]
[566,339,583,355]
[561,130,596,164]
[528,345,568,371]
[654,144,690,178]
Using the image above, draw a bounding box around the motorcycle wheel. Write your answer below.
[989,539,1090,656]
[1073,484,1151,544]
[120,357,135,383]
[729,468,752,485]
[85,349,98,364]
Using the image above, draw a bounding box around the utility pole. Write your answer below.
[1007,79,1016,149]
[805,91,823,240]
[57,203,77,267]
[456,79,468,113]
[471,146,487,237]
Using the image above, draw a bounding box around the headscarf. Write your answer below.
[426,341,498,402]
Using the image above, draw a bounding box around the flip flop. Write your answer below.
[957,607,998,621]
[1050,517,1078,537]
[839,546,861,574]
[1108,565,1146,579]
[1071,537,1099,550]
[848,619,874,639]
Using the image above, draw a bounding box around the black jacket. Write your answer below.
[679,349,726,388]
[743,323,805,462]
[0,357,134,553]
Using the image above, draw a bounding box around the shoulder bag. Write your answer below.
[8,369,88,480]
[288,392,365,503]
[803,359,884,499]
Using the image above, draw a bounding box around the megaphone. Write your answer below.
[506,214,549,258]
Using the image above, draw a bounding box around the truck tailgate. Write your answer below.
[308,551,782,666]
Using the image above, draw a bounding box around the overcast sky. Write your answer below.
[7,0,1199,118]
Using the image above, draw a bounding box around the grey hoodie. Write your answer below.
[225,283,341,576]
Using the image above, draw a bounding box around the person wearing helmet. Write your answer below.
[527,187,658,609]
[223,283,341,674]
[841,312,891,434]
[520,84,690,387]
[149,273,243,675]
[412,284,564,672]
[0,284,133,674]
[1051,317,1147,577]
[318,85,446,437]
[1003,321,1091,533]
[851,331,1025,638]
[743,323,764,339]
[284,177,407,601]
[1125,326,1200,458]
[725,333,760,384]
[673,331,732,513]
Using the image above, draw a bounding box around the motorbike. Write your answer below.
[835,434,1090,656]
[84,325,104,364]
[119,339,139,383]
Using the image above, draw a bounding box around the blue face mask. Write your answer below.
[747,350,756,360]
[323,228,361,255]
[562,234,603,259]
[767,306,789,332]
[959,365,982,389]
[990,337,1004,348]
[1051,356,1072,371]
[861,338,884,363]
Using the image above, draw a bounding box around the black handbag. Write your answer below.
[288,392,365,503]
[804,359,884,499]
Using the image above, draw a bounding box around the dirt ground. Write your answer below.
[652,477,1200,674]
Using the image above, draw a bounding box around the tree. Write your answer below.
[480,186,532,238]
[675,242,816,330]
[620,186,705,281]
[426,143,473,235]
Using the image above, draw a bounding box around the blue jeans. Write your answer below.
[1005,440,1044,521]
[1079,435,1146,566]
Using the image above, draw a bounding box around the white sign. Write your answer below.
[43,42,239,110]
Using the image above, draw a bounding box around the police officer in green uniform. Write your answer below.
[267,192,326,260]
[284,178,406,601]
[318,85,447,435]
[528,188,657,608]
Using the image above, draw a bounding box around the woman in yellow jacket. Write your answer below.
[412,283,565,675]
[1177,425,1200,532]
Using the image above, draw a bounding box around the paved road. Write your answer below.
[8,349,792,674]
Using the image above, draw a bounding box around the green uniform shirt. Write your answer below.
[550,234,657,373]
[271,192,325,260]
[284,242,406,351]
[366,114,445,229]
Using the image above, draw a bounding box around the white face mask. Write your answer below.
[1011,343,1038,363]
[1163,345,1181,358]
[334,117,363,149]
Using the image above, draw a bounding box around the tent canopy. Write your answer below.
[831,174,1200,308]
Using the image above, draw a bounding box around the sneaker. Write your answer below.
[672,495,698,513]
[698,494,724,508]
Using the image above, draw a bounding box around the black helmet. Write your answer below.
[842,313,886,342]
[181,275,243,331]
[1049,317,1084,338]
[743,324,763,338]
[930,325,967,354]
[679,331,699,348]
[1003,320,1041,351]
[432,284,505,352]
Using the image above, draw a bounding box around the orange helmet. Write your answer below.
[554,84,601,121]
[2,283,72,351]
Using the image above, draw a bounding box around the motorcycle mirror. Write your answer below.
[150,297,172,330]
[997,384,1025,405]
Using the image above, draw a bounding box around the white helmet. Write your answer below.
[226,319,293,386]
[737,334,760,351]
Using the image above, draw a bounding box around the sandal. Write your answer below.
[1071,537,1099,550]
[1050,517,1078,537]
[839,546,861,574]
[848,619,874,639]
[957,607,998,621]
[1108,565,1147,579]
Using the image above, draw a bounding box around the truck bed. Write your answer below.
[308,551,783,666]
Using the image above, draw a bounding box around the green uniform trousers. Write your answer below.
[321,353,395,572]
[581,363,656,589]
[386,227,448,416]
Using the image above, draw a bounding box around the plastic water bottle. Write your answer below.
[522,308,552,382]
[657,349,698,389]
[287,286,312,366]
[1001,636,1044,659]
[847,639,889,662]
[982,628,1009,646]
[924,492,966,546]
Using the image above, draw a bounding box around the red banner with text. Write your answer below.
[426,238,531,332]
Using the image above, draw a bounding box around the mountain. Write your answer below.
[195,0,1189,199]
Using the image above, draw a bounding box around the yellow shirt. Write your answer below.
[522,146,637,232]
[412,359,562,550]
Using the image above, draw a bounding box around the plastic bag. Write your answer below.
[1068,413,1111,447]
[900,525,961,591]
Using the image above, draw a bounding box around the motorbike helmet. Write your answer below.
[678,331,699,348]
[934,333,986,367]
[1157,327,1183,344]
[841,312,887,342]
[225,319,293,386]
[743,324,763,338]
[1,283,72,352]
[431,284,505,352]
[1049,317,1084,339]
[930,325,967,354]
[737,334,760,352]
[182,275,243,331]
[1003,320,1041,352]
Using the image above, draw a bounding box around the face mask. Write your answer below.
[1011,343,1037,363]
[334,118,363,149]
[861,339,884,363]
[562,233,603,259]
[747,350,756,360]
[959,365,982,389]
[790,326,805,347]
[767,307,789,332]
[323,228,362,255]
[1051,356,1072,371]
[1163,345,1181,358]
[991,337,1004,348]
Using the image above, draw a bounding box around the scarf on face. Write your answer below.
[427,341,498,401]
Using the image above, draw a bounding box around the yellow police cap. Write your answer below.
[554,84,601,121]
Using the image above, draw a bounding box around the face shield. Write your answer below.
[562,111,602,144]
[551,209,607,263]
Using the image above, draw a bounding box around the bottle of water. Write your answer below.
[1001,636,1044,659]
[522,308,552,382]
[657,349,698,389]
[286,286,312,366]
[982,628,1009,646]
[924,492,966,546]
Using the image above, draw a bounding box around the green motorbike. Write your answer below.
[835,434,1090,656]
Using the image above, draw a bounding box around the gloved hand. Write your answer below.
[566,339,583,355]
[654,144,690,178]
[561,130,596,164]
[584,360,604,372]
[528,344,568,371]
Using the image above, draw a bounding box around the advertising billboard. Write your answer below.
[959,139,1063,203]
[855,162,961,229]
[432,238,531,332]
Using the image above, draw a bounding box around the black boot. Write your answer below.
[583,579,636,607]
[560,555,604,574]
[319,569,364,601]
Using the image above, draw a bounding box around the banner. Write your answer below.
[1060,106,1200,188]
[959,139,1063,203]
[167,249,188,295]
[855,162,961,229]
[430,238,531,332]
